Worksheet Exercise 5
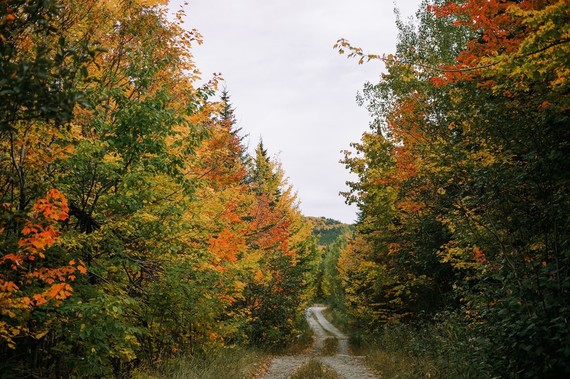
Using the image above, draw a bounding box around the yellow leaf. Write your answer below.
[34,330,49,340]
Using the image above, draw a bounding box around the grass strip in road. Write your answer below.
[290,359,342,379]
[321,337,338,356]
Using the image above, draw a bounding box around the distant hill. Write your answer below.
[305,216,352,246]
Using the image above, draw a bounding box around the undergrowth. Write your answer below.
[276,313,314,355]
[350,313,494,379]
[133,347,266,379]
[135,313,315,379]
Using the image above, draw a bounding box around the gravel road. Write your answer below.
[261,306,379,379]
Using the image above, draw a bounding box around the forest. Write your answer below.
[331,0,569,377]
[1,1,319,377]
[1,0,569,378]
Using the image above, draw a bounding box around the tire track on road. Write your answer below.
[262,305,379,379]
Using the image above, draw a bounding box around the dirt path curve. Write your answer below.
[309,306,349,356]
[261,306,379,379]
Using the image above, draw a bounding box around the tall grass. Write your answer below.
[352,313,495,379]
[290,359,341,379]
[321,337,338,356]
[133,347,266,379]
[134,315,315,379]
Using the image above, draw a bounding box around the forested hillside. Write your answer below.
[306,217,352,246]
[334,0,569,377]
[0,1,318,377]
[306,217,351,311]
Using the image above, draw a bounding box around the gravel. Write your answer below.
[261,306,380,379]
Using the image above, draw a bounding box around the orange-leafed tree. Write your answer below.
[237,142,317,346]
[0,189,86,348]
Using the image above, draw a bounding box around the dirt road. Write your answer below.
[261,306,379,379]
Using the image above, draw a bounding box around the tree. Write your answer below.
[237,142,318,346]
[0,189,86,349]
[0,0,95,132]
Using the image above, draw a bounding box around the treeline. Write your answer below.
[335,0,569,378]
[0,1,318,377]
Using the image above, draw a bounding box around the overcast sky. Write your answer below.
[169,0,422,224]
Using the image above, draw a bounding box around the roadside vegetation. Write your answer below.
[133,347,267,379]
[135,313,315,378]
[350,318,492,379]
[328,0,569,378]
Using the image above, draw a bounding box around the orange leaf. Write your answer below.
[32,294,47,306]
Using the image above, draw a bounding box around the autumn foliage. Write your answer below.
[1,190,86,349]
[337,0,569,377]
[0,1,317,377]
